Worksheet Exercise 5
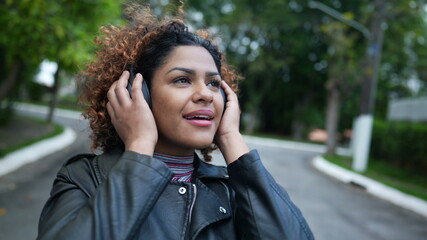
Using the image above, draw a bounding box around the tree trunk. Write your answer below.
[47,64,61,123]
[359,0,386,115]
[291,97,310,141]
[325,80,341,155]
[0,62,21,102]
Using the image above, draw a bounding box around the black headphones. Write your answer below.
[126,65,227,111]
[127,65,152,108]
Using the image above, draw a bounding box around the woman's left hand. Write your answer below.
[215,81,241,138]
[215,81,249,164]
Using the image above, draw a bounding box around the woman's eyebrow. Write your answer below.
[167,67,195,75]
[166,67,219,77]
[206,72,220,77]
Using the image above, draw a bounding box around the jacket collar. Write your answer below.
[96,148,229,180]
[193,153,229,180]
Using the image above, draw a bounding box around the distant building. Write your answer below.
[387,97,427,122]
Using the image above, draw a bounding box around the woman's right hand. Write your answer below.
[106,71,157,155]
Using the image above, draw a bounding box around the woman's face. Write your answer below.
[150,46,224,156]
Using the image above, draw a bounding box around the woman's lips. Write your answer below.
[185,119,213,127]
[183,109,214,127]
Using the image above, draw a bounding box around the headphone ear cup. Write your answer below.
[141,80,152,109]
[220,87,226,112]
[127,64,152,109]
[127,67,135,98]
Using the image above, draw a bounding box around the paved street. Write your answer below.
[249,144,427,240]
[0,110,426,239]
[0,113,91,240]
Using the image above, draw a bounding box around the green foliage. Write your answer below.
[26,81,49,102]
[182,0,427,139]
[371,119,427,174]
[361,1,427,121]
[0,103,14,125]
[58,94,84,111]
[2,0,426,145]
[184,0,331,136]
[0,0,124,79]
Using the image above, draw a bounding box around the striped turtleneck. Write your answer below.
[153,152,194,182]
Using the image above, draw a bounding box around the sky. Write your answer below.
[35,60,57,87]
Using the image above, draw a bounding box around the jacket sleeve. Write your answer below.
[37,151,173,240]
[227,150,314,240]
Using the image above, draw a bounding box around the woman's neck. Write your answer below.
[153,152,194,182]
[154,144,195,157]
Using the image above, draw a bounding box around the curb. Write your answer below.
[13,102,82,120]
[313,156,427,218]
[0,126,77,177]
[0,103,80,177]
[243,135,427,218]
[243,135,352,156]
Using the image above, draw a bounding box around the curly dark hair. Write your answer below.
[78,4,240,161]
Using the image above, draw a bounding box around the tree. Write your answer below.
[186,0,328,138]
[0,0,123,121]
[377,0,427,110]
[309,0,427,156]
[318,20,361,155]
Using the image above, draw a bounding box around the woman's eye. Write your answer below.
[173,77,190,84]
[208,80,221,88]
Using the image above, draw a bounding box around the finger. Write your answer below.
[106,101,116,121]
[131,73,144,102]
[114,71,132,105]
[221,81,237,102]
[107,81,120,108]
[117,70,130,88]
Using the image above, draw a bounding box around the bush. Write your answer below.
[27,81,49,102]
[371,119,427,174]
[0,102,14,125]
[58,94,83,111]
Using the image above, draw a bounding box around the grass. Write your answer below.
[324,155,427,201]
[0,115,64,158]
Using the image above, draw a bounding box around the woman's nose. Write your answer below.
[192,83,213,103]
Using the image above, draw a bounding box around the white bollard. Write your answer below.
[352,114,373,172]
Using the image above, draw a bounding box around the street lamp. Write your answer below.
[308,1,371,39]
[309,0,386,172]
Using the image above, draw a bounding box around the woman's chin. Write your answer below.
[187,137,214,150]
[194,142,214,150]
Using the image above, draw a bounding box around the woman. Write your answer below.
[37,5,314,240]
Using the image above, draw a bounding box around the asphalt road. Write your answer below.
[0,110,426,239]
[0,112,91,240]
[250,144,427,240]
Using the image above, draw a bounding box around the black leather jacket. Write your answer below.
[37,149,314,240]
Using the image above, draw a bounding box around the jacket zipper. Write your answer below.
[188,183,197,224]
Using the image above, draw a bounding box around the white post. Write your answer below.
[352,114,373,172]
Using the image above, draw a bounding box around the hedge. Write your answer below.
[370,119,427,174]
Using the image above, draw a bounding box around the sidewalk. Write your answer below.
[1,103,426,218]
[0,103,77,176]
